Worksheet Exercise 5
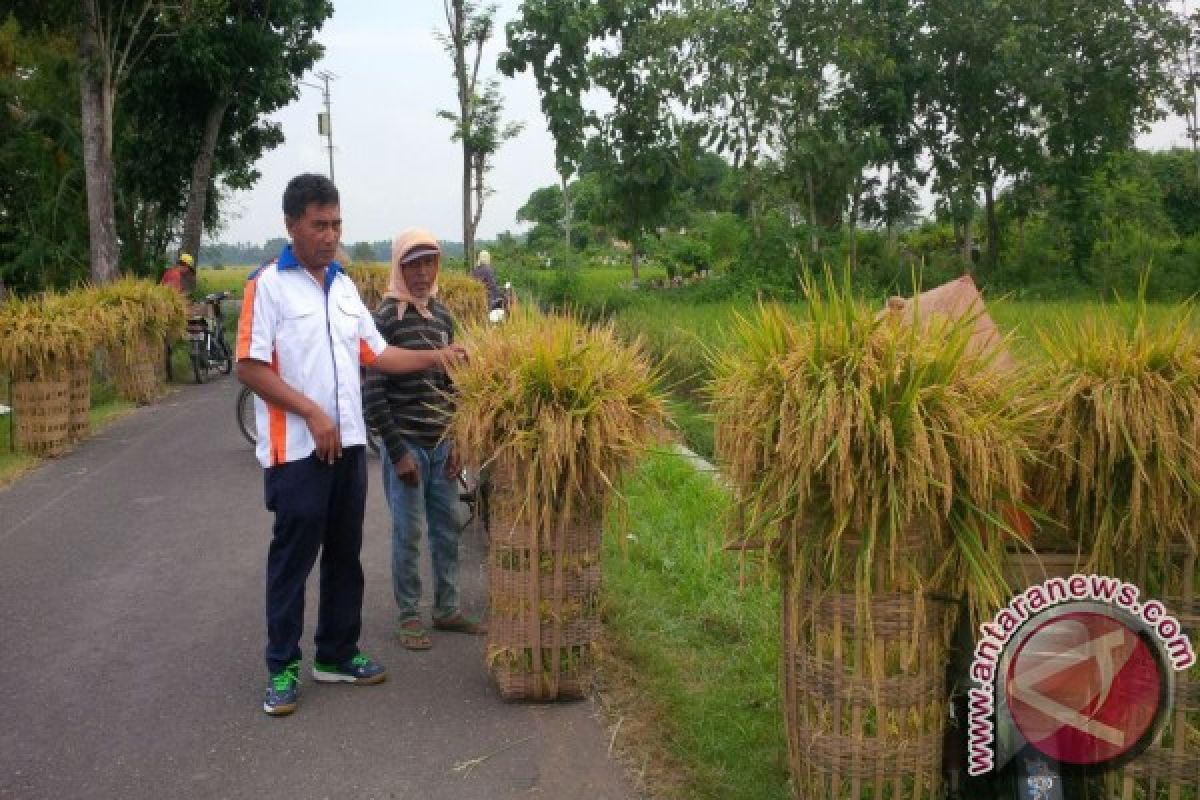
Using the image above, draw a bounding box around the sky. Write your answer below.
[217,2,1199,248]
[218,2,557,247]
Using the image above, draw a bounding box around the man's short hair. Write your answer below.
[282,173,339,219]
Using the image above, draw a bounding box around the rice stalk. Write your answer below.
[0,294,91,378]
[711,268,1039,621]
[1032,290,1200,578]
[438,271,488,326]
[449,308,669,538]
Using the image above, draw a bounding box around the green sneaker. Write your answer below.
[263,660,300,716]
[312,652,387,685]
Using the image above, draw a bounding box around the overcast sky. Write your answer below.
[217,2,1198,248]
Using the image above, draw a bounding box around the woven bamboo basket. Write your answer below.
[67,358,91,442]
[12,369,71,456]
[1002,550,1081,592]
[781,532,954,800]
[112,336,162,404]
[1113,542,1199,799]
[486,515,602,701]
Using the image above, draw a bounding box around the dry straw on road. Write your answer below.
[711,271,1038,799]
[450,308,668,699]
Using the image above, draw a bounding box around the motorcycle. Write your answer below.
[186,292,233,383]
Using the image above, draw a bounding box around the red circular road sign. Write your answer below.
[1005,610,1164,766]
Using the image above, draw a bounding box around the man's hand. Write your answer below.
[304,407,341,463]
[375,344,468,375]
[393,451,419,487]
[439,344,468,369]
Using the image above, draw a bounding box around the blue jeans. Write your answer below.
[380,438,461,620]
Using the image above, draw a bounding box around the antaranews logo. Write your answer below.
[967,574,1196,776]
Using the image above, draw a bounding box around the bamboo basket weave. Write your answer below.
[13,370,71,456]
[67,358,91,442]
[781,534,954,800]
[486,515,602,701]
[1114,543,1199,799]
[112,336,162,404]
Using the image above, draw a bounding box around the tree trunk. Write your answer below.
[630,242,641,283]
[561,172,573,266]
[806,170,820,254]
[181,96,232,262]
[983,178,998,272]
[961,215,973,268]
[848,180,861,269]
[79,3,120,284]
[885,165,897,247]
[462,145,473,270]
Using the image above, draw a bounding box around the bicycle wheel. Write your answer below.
[214,337,233,375]
[191,350,208,384]
[236,386,257,444]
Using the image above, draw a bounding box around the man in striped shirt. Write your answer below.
[364,229,486,651]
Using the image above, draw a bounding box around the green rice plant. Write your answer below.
[450,308,670,533]
[1032,290,1200,576]
[710,269,1040,619]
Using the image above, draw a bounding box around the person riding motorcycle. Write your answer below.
[471,250,505,311]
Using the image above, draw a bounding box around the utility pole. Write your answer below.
[303,70,338,182]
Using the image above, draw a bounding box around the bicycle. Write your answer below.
[186,292,233,383]
[236,383,382,455]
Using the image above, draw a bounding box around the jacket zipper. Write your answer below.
[322,271,342,444]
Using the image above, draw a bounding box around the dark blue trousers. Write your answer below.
[263,446,367,674]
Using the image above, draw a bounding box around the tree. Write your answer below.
[172,0,331,263]
[76,1,190,283]
[0,16,91,294]
[438,0,521,271]
[1032,0,1186,279]
[680,0,784,235]
[500,0,595,262]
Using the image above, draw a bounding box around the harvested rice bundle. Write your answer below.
[1033,295,1200,573]
[345,263,389,309]
[449,309,668,699]
[711,271,1038,800]
[437,271,488,326]
[712,272,1035,614]
[0,294,92,379]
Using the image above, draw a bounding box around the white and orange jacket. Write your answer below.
[236,246,386,468]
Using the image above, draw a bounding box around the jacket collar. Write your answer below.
[276,244,343,275]
[276,244,343,290]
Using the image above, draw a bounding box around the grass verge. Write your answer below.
[601,449,788,800]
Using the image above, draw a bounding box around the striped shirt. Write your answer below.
[363,297,455,459]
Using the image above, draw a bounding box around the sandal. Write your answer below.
[432,610,488,635]
[397,617,432,650]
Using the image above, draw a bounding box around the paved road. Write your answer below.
[0,377,635,800]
